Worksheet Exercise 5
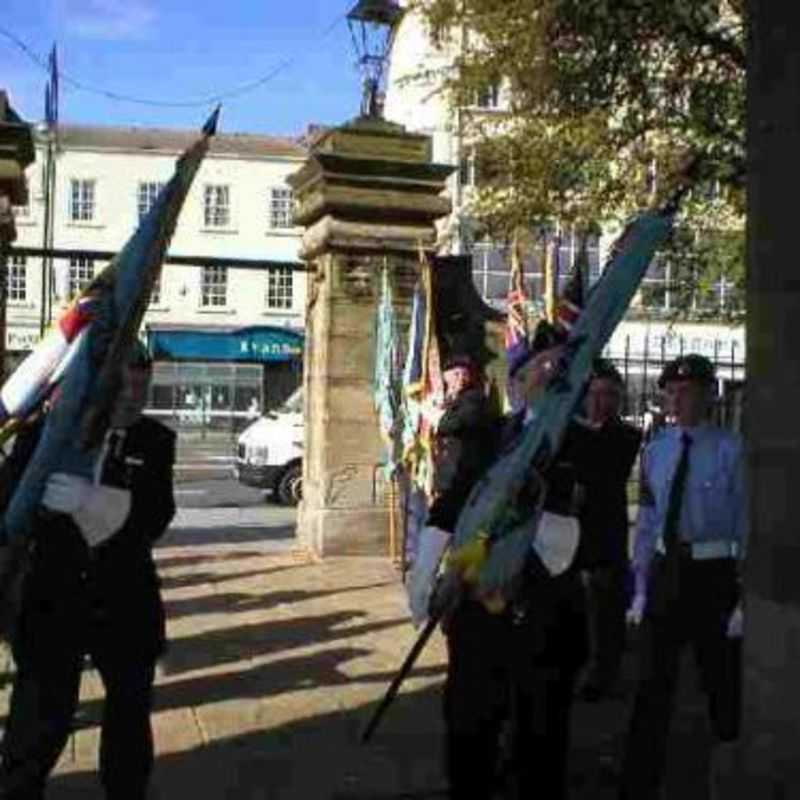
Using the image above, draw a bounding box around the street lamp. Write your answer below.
[346,0,402,119]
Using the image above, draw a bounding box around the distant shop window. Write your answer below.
[203,184,230,228]
[269,187,293,229]
[8,255,27,302]
[69,179,96,222]
[200,265,227,307]
[68,257,95,298]
[266,267,293,310]
[138,181,165,221]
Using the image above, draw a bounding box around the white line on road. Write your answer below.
[175,489,206,495]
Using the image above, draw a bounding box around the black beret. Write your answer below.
[658,354,715,388]
[590,357,623,385]
[443,354,474,371]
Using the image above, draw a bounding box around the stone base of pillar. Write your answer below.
[296,504,392,557]
[709,592,800,799]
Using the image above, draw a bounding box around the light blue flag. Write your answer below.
[450,205,676,599]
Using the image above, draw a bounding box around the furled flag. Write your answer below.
[401,250,444,499]
[504,231,530,377]
[373,260,403,478]
[553,236,588,338]
[45,44,58,131]
[1,107,221,545]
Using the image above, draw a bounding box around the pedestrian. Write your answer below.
[439,339,598,800]
[576,358,642,701]
[0,342,176,800]
[619,354,745,800]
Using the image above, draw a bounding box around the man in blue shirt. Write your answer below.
[619,354,745,800]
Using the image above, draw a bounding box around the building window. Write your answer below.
[69,179,96,222]
[68,257,95,298]
[269,187,294,229]
[475,80,501,110]
[555,229,602,287]
[201,265,227,307]
[470,227,601,307]
[8,255,27,302]
[138,181,165,221]
[266,267,293,309]
[459,151,476,187]
[203,185,230,228]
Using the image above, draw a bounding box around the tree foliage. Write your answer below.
[413,0,746,316]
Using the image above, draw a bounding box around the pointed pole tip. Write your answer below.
[202,105,222,137]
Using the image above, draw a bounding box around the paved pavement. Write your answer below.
[0,508,719,799]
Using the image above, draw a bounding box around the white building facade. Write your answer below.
[10,125,309,423]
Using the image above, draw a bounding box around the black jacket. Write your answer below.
[0,415,176,662]
[577,418,641,568]
[501,413,640,570]
[433,386,494,496]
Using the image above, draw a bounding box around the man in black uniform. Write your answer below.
[577,359,642,701]
[0,343,175,800]
[437,340,594,800]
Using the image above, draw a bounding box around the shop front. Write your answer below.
[145,324,303,433]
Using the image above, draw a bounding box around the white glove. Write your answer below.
[726,604,743,639]
[626,592,647,627]
[407,525,451,628]
[533,512,580,576]
[41,472,92,515]
[42,472,131,548]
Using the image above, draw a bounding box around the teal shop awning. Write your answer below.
[148,326,304,363]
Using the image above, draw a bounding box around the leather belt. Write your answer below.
[656,539,739,560]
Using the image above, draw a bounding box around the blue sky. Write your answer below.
[1,0,364,136]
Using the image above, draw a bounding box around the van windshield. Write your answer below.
[279,389,303,414]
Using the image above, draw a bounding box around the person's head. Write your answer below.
[658,354,716,428]
[443,356,477,398]
[586,358,624,426]
[110,341,153,428]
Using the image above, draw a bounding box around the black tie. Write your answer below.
[660,432,691,604]
[662,432,692,555]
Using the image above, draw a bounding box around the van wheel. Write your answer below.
[277,464,302,506]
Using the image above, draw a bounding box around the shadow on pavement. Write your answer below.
[159,524,295,547]
[50,682,450,800]
[155,551,269,569]
[160,612,409,677]
[158,564,303,591]
[163,583,394,620]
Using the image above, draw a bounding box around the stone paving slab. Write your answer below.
[0,540,718,799]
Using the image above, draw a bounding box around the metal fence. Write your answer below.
[604,334,745,433]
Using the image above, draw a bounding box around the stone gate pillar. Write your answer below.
[287,117,453,556]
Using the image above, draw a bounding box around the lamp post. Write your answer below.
[346,0,403,119]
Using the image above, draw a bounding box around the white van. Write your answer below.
[234,388,303,505]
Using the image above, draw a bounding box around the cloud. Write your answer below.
[57,0,157,41]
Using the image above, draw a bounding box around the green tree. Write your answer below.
[414,0,745,315]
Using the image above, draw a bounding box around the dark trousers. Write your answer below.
[1,639,156,800]
[444,581,587,800]
[582,563,628,693]
[619,555,741,800]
